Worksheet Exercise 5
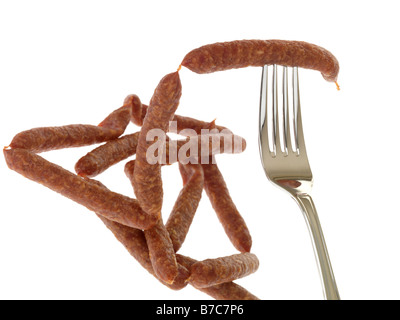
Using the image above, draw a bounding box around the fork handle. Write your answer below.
[294,193,340,300]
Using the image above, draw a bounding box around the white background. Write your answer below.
[1,0,399,300]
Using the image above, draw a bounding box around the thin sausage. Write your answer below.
[9,125,122,153]
[133,71,182,218]
[166,133,246,165]
[189,253,260,288]
[9,104,132,153]
[75,131,246,178]
[3,148,157,230]
[125,160,178,284]
[98,104,132,131]
[165,163,204,252]
[176,254,259,300]
[181,39,339,82]
[143,220,179,284]
[75,132,140,177]
[124,94,144,127]
[202,157,252,252]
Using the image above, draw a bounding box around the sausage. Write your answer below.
[176,254,259,300]
[143,220,179,284]
[133,71,182,218]
[166,133,246,165]
[3,148,157,230]
[181,39,339,82]
[98,104,132,131]
[124,160,178,285]
[9,125,122,153]
[201,157,252,252]
[165,163,204,252]
[124,94,144,127]
[169,263,191,290]
[75,131,246,178]
[172,114,229,136]
[9,104,132,153]
[189,253,260,288]
[75,132,140,177]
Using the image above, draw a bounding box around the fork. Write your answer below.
[258,64,340,300]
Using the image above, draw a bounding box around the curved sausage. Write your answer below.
[124,160,178,284]
[201,157,252,252]
[3,148,157,230]
[181,39,339,82]
[9,104,132,153]
[176,254,259,300]
[75,132,140,177]
[165,163,204,252]
[75,132,246,177]
[133,71,182,218]
[189,253,260,288]
[143,219,179,284]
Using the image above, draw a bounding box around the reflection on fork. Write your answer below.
[258,65,340,300]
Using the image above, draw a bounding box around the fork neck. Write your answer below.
[274,178,313,196]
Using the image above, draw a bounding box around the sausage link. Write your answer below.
[189,253,259,288]
[124,94,144,127]
[144,220,179,284]
[167,133,246,165]
[181,39,339,82]
[125,159,178,284]
[133,71,182,218]
[97,104,132,131]
[75,131,246,178]
[176,254,259,300]
[75,132,140,177]
[170,263,191,290]
[202,157,252,252]
[9,104,132,153]
[9,125,122,153]
[165,163,204,252]
[3,148,157,230]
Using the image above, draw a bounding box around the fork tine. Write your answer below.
[293,66,306,154]
[272,64,281,154]
[282,66,291,155]
[259,65,270,156]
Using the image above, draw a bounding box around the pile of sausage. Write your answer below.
[4,40,339,300]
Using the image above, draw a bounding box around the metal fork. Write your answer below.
[258,64,340,300]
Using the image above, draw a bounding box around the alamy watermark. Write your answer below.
[145,121,245,165]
